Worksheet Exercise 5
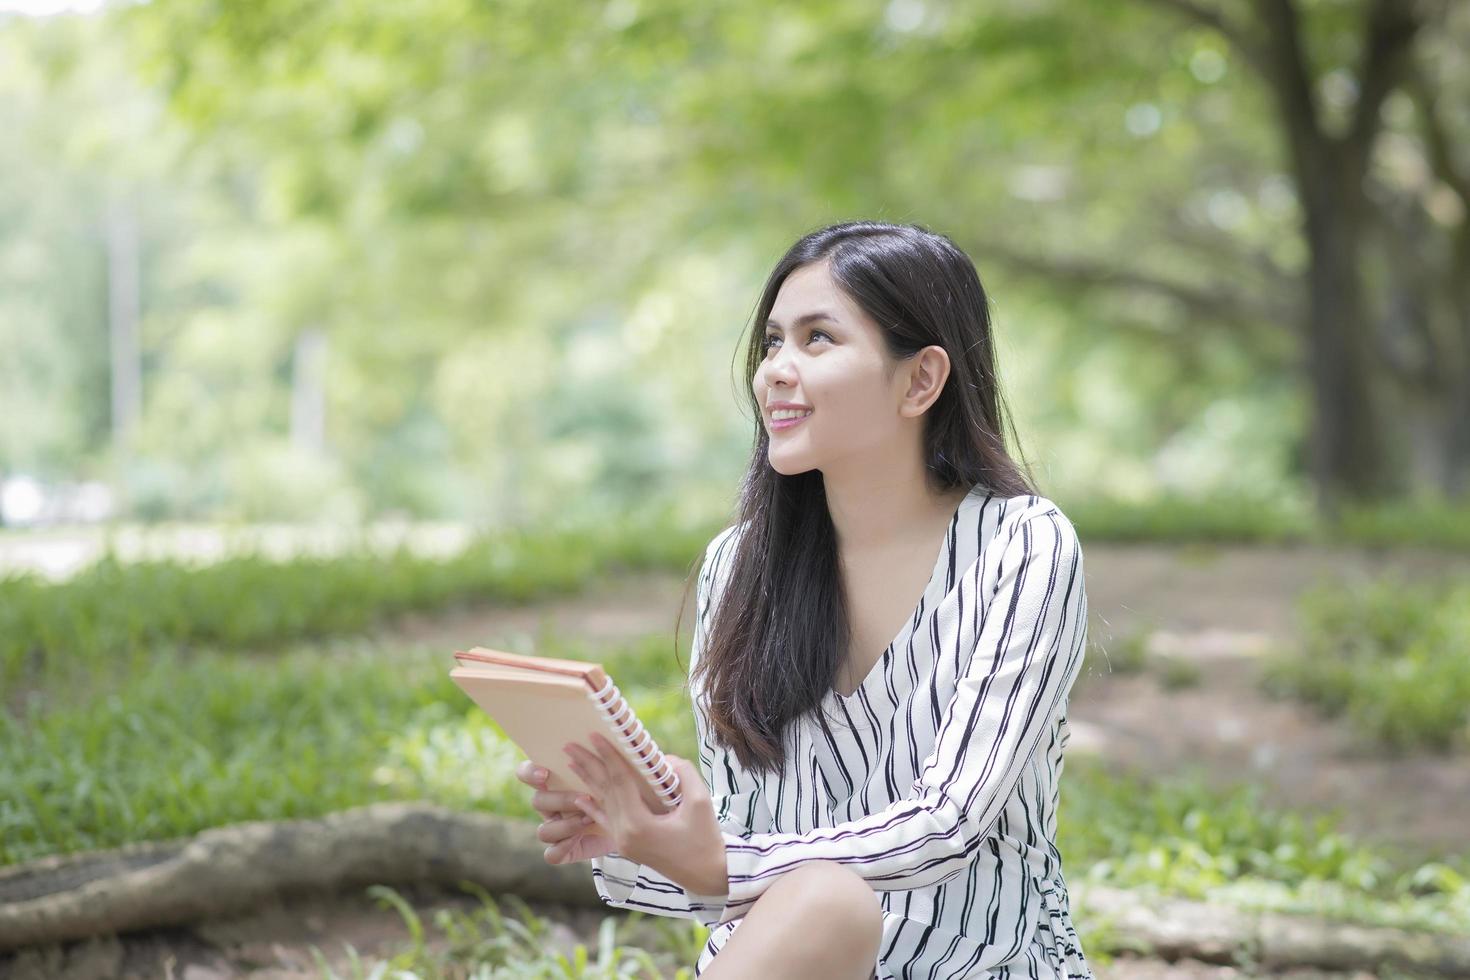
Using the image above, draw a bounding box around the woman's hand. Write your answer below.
[513,758,616,865]
[564,734,729,897]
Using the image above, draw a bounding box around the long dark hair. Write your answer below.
[681,220,1039,776]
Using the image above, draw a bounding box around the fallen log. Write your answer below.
[1070,883,1470,975]
[0,802,589,951]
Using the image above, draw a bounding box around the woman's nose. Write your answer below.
[764,344,799,381]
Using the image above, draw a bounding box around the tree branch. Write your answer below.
[1251,0,1324,159]
[969,239,1295,328]
[1159,212,1302,301]
[1346,0,1425,168]
[1406,62,1470,208]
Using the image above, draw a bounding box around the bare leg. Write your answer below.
[701,861,883,980]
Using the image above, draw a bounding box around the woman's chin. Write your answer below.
[767,454,817,477]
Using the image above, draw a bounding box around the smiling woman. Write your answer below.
[539,220,1094,979]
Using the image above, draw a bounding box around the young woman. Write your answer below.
[514,221,1094,979]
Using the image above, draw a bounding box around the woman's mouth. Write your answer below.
[770,409,812,432]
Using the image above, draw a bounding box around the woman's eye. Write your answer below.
[763,330,830,351]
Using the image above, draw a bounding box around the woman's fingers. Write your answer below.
[572,793,609,828]
[520,758,578,821]
[586,734,647,808]
[537,811,595,843]
[564,741,609,792]
[531,787,582,816]
[515,759,553,787]
[543,838,570,865]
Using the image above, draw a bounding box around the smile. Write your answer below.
[770,410,811,432]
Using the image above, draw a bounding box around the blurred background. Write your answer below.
[2,0,1466,534]
[2,0,1468,977]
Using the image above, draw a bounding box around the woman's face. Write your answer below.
[753,258,923,480]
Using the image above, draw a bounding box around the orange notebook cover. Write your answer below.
[450,646,683,813]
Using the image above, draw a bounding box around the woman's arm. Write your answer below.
[714,508,1087,920]
[590,528,768,928]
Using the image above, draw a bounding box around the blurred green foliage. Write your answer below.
[0,1,1368,524]
[4,1,1467,523]
[1069,492,1470,550]
[1262,575,1470,752]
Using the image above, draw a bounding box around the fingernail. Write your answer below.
[533,767,547,782]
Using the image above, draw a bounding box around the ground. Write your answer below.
[5,539,1467,977]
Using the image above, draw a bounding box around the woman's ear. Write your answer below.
[902,346,951,416]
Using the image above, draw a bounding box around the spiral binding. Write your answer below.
[587,674,682,808]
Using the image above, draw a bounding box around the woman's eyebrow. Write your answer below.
[765,311,839,330]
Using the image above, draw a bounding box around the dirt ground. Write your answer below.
[1072,541,1470,865]
[5,540,1467,978]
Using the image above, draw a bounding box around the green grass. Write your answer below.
[1067,491,1470,549]
[1156,655,1202,690]
[1075,626,1202,691]
[311,883,700,979]
[1067,492,1314,544]
[0,633,695,864]
[1261,573,1470,752]
[1084,628,1151,677]
[1059,761,1470,936]
[5,628,1468,939]
[0,509,715,691]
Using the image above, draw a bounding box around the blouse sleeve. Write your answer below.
[590,525,770,928]
[715,508,1087,920]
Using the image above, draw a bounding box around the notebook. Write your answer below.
[450,646,683,813]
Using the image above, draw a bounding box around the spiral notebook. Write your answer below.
[450,646,683,813]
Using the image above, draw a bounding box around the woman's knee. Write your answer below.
[777,861,882,936]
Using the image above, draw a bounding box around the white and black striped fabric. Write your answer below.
[591,487,1094,979]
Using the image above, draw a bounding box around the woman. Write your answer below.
[514,220,1094,979]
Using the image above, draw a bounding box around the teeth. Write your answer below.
[772,409,812,420]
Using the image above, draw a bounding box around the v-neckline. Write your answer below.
[826,485,978,706]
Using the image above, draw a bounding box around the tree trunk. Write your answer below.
[1444,230,1470,497]
[1250,0,1427,519]
[1298,158,1398,518]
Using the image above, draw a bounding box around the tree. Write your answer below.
[1141,0,1468,515]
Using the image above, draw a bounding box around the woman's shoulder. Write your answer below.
[971,491,1084,562]
[999,493,1081,525]
[984,491,1077,528]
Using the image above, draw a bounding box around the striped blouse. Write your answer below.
[590,487,1094,979]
